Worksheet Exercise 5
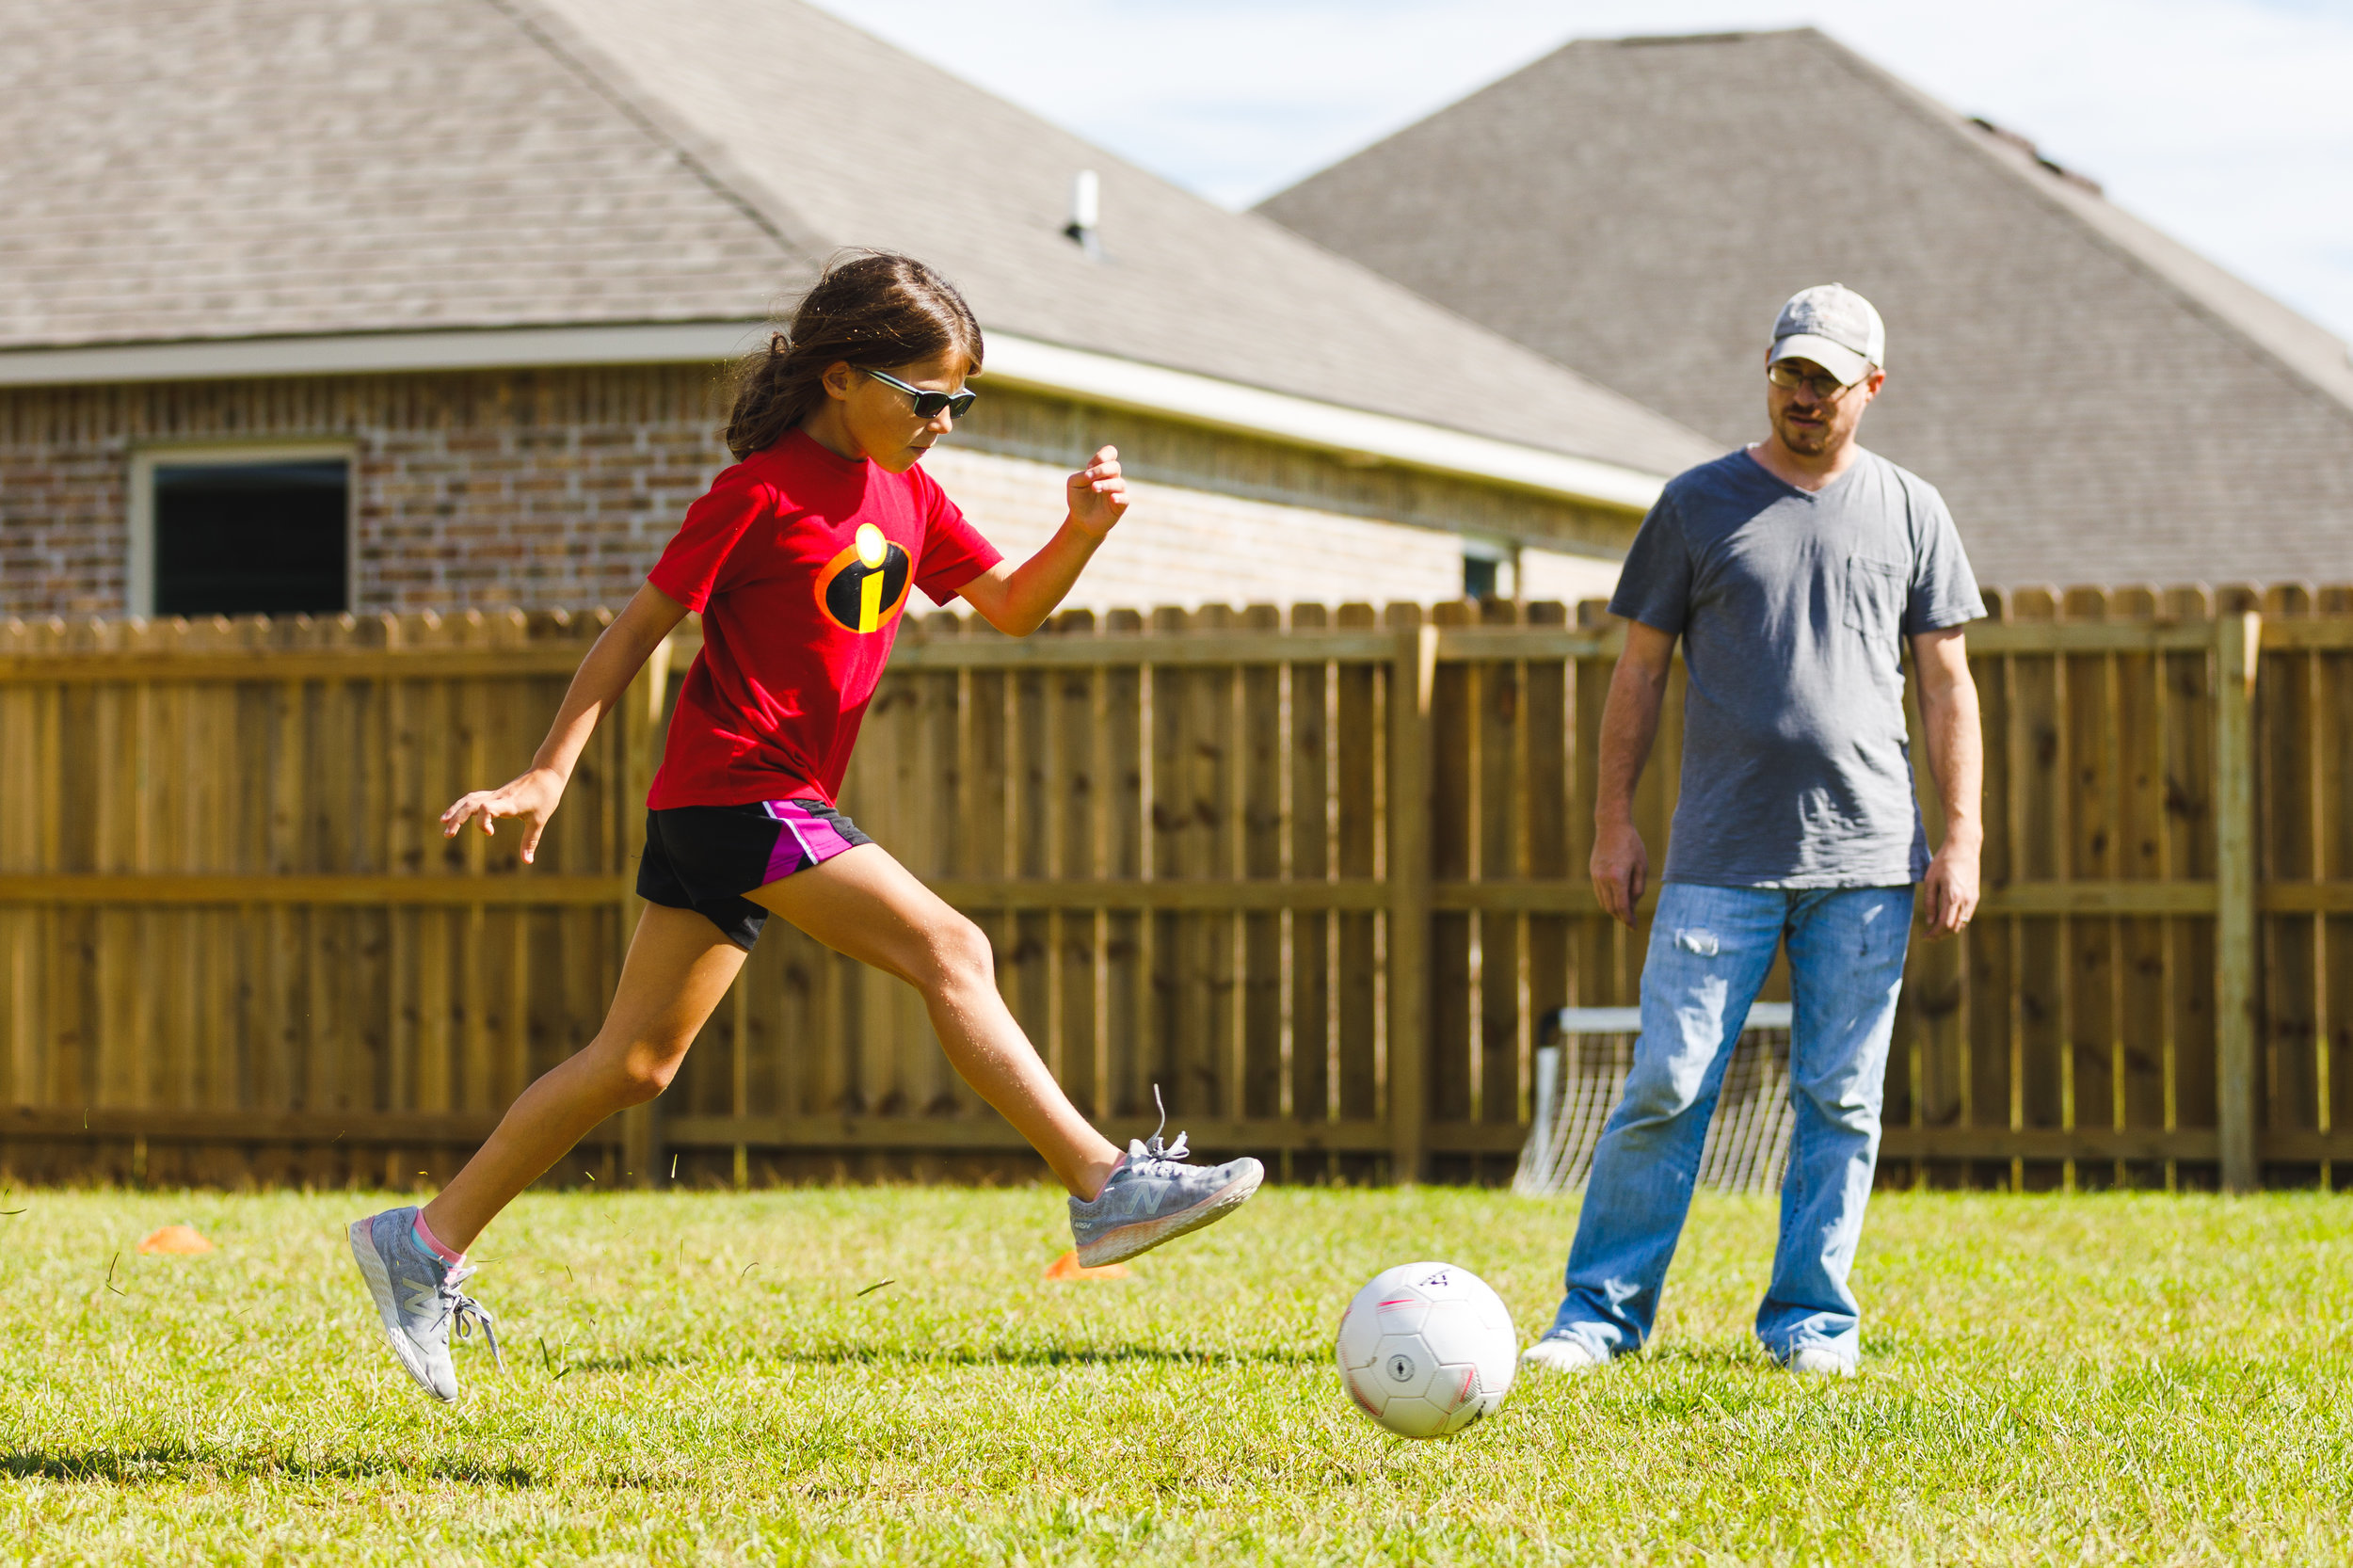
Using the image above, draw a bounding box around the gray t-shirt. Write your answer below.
[1610,446,1984,888]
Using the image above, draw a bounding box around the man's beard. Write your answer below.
[1774,410,1833,455]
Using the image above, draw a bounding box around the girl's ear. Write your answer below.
[820,360,858,402]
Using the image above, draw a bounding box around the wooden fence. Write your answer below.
[2,586,2349,1190]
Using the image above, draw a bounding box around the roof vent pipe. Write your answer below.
[1064,169,1103,259]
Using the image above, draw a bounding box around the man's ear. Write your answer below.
[820,360,857,402]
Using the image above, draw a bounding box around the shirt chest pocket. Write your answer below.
[1842,556,1908,641]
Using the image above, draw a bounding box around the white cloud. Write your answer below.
[806,0,2353,341]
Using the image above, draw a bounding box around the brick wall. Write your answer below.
[927,445,1477,609]
[0,365,1636,617]
[0,366,730,616]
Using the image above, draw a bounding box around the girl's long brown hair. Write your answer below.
[724,251,984,461]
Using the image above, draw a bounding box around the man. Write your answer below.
[1523,284,1984,1378]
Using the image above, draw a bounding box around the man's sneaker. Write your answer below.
[1069,1117,1262,1267]
[346,1206,501,1402]
[1521,1332,1608,1375]
[1785,1344,1857,1378]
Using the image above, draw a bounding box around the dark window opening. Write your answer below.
[1463,553,1500,601]
[153,459,349,616]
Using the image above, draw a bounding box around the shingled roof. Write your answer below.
[1259,27,2353,587]
[0,0,1713,488]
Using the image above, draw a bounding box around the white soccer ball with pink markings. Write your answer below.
[1336,1261,1518,1439]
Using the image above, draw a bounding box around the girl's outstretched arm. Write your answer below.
[956,445,1128,636]
[440,582,688,862]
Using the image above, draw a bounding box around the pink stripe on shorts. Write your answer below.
[760,798,859,886]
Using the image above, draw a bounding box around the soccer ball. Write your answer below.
[1336,1261,1517,1439]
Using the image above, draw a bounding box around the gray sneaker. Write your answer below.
[346,1206,501,1402]
[1069,1118,1263,1267]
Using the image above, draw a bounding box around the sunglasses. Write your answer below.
[1767,360,1860,400]
[858,367,977,420]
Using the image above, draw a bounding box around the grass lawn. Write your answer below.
[0,1183,2346,1565]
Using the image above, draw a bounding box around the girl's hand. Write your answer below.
[440,766,567,864]
[1066,445,1128,538]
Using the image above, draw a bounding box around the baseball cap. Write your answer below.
[1769,283,1885,386]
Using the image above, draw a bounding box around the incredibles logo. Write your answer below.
[815,523,912,634]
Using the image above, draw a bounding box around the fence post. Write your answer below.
[1386,615,1438,1185]
[617,632,676,1191]
[2215,609,2262,1192]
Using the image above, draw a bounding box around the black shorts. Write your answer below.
[635,799,872,950]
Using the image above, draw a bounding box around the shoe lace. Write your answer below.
[441,1262,504,1372]
[1123,1084,1192,1170]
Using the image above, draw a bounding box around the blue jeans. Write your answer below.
[1545,882,1913,1364]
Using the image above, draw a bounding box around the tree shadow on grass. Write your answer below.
[1,1447,554,1488]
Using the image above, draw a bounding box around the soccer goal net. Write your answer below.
[1512,1003,1796,1197]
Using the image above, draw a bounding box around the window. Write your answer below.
[1463,554,1499,601]
[1461,537,1514,602]
[131,445,352,616]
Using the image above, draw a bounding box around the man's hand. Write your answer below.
[1065,445,1128,538]
[1592,819,1649,927]
[1919,836,1980,940]
[441,765,567,865]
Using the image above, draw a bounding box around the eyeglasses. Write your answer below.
[859,367,977,420]
[1768,360,1860,400]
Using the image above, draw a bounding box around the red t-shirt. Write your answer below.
[645,430,1001,808]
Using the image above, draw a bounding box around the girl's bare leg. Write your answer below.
[751,844,1122,1200]
[421,904,744,1253]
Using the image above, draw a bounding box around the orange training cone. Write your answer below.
[1044,1249,1128,1281]
[137,1224,214,1256]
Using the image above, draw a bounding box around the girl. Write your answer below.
[347,252,1261,1403]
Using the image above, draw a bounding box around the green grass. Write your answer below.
[0,1184,2347,1565]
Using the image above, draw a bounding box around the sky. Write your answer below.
[805,0,2353,344]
